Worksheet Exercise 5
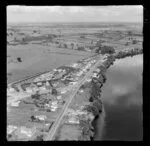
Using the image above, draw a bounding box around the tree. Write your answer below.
[80,35,85,39]
[31,93,40,100]
[132,39,138,44]
[17,57,22,62]
[71,43,74,49]
[33,30,37,33]
[64,43,68,48]
[77,46,85,51]
[35,135,44,141]
[128,31,133,36]
[92,100,102,112]
[125,42,129,46]
[51,88,58,95]
[85,105,99,116]
[30,115,36,122]
[95,47,101,54]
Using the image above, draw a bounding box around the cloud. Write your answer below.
[7,5,143,23]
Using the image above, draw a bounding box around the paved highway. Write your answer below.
[44,55,105,141]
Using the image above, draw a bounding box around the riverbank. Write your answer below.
[79,48,143,141]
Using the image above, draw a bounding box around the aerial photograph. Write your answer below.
[7,5,143,141]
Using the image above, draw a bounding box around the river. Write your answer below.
[94,54,143,141]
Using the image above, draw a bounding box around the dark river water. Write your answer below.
[94,54,143,141]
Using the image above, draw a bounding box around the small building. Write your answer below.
[79,89,84,93]
[51,101,58,105]
[8,87,16,93]
[72,63,78,68]
[46,81,50,86]
[51,105,58,111]
[60,90,67,94]
[37,82,42,86]
[57,96,62,100]
[68,117,79,124]
[26,87,33,94]
[70,82,77,85]
[86,78,92,82]
[35,115,47,121]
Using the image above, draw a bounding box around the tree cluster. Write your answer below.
[77,46,85,51]
[100,46,115,55]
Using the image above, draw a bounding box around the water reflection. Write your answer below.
[95,55,143,141]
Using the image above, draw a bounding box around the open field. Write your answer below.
[7,44,94,83]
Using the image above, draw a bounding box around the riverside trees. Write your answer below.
[95,45,115,55]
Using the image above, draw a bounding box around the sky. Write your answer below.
[7,5,143,23]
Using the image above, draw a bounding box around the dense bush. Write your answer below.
[85,105,99,116]
[90,80,101,101]
[115,48,142,59]
[100,46,115,55]
[64,43,68,48]
[31,93,40,100]
[132,39,138,44]
[35,135,44,141]
[92,100,102,112]
[77,46,85,51]
[51,88,58,95]
[80,35,85,39]
[95,45,115,54]
[71,43,74,49]
[17,57,22,62]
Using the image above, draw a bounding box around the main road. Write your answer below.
[44,55,105,141]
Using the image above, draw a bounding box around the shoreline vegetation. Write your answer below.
[78,48,143,141]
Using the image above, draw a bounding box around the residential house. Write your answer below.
[35,115,47,121]
[68,117,79,124]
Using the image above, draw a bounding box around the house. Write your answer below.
[35,115,47,121]
[53,69,57,72]
[45,103,50,107]
[92,73,97,78]
[37,82,42,86]
[60,90,67,94]
[46,81,50,86]
[79,89,84,93]
[8,87,16,93]
[51,107,57,112]
[51,101,58,105]
[72,63,78,68]
[86,78,92,82]
[96,68,100,72]
[57,96,62,100]
[51,106,58,111]
[26,87,33,94]
[77,71,83,77]
[68,117,79,124]
[70,82,77,85]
